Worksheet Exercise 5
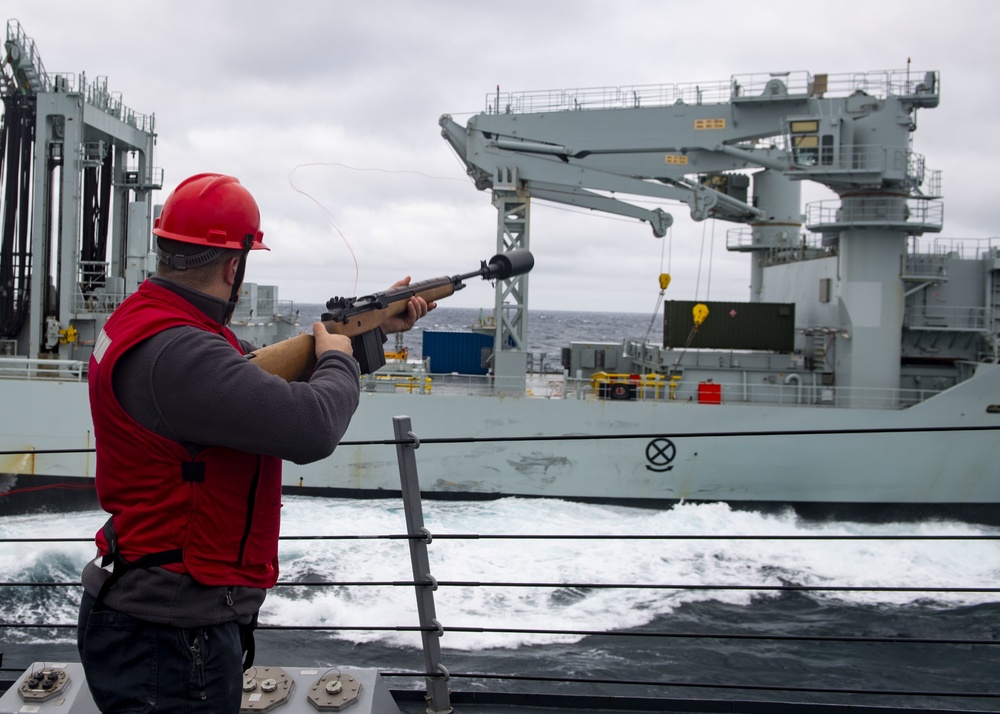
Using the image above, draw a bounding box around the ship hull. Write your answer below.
[3,363,999,522]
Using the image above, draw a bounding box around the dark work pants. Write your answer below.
[77,591,243,713]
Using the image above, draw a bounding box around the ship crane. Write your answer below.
[441,70,942,401]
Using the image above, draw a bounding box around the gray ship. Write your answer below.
[1,19,998,521]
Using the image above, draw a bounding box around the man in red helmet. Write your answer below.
[77,173,430,712]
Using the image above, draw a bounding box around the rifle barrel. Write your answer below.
[245,249,534,381]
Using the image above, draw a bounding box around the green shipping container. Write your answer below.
[663,301,795,352]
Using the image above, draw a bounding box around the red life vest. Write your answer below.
[89,280,282,588]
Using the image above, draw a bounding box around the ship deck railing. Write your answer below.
[0,357,86,382]
[919,235,1000,259]
[0,353,946,410]
[905,304,989,330]
[487,69,933,115]
[2,417,999,713]
[725,234,1000,270]
[230,298,300,326]
[3,20,154,133]
[368,367,943,410]
[71,282,126,315]
[806,195,944,232]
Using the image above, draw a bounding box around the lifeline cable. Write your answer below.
[642,225,670,344]
[287,163,361,296]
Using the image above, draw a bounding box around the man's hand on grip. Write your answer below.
[313,322,353,359]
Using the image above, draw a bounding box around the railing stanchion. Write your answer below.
[392,415,452,714]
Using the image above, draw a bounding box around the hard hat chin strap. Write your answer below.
[225,234,255,323]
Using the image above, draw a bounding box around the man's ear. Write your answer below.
[223,256,241,286]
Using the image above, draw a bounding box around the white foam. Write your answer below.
[2,499,998,651]
[266,497,1000,650]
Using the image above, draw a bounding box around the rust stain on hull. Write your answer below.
[1,448,35,476]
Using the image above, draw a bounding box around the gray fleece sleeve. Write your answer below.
[118,326,361,464]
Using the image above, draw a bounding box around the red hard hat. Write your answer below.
[152,173,269,251]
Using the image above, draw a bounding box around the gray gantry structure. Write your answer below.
[1,19,161,363]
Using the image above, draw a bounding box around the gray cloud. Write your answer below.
[7,0,999,311]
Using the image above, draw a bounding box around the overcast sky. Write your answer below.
[6,1,999,313]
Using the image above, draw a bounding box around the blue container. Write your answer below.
[422,331,494,374]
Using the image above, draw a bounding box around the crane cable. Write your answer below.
[666,220,715,374]
[642,226,671,344]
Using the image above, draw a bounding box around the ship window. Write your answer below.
[821,135,835,166]
[792,134,819,165]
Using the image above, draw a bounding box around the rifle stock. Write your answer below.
[245,333,317,382]
[245,282,458,381]
[244,249,533,381]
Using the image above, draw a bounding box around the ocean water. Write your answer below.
[2,499,999,710]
